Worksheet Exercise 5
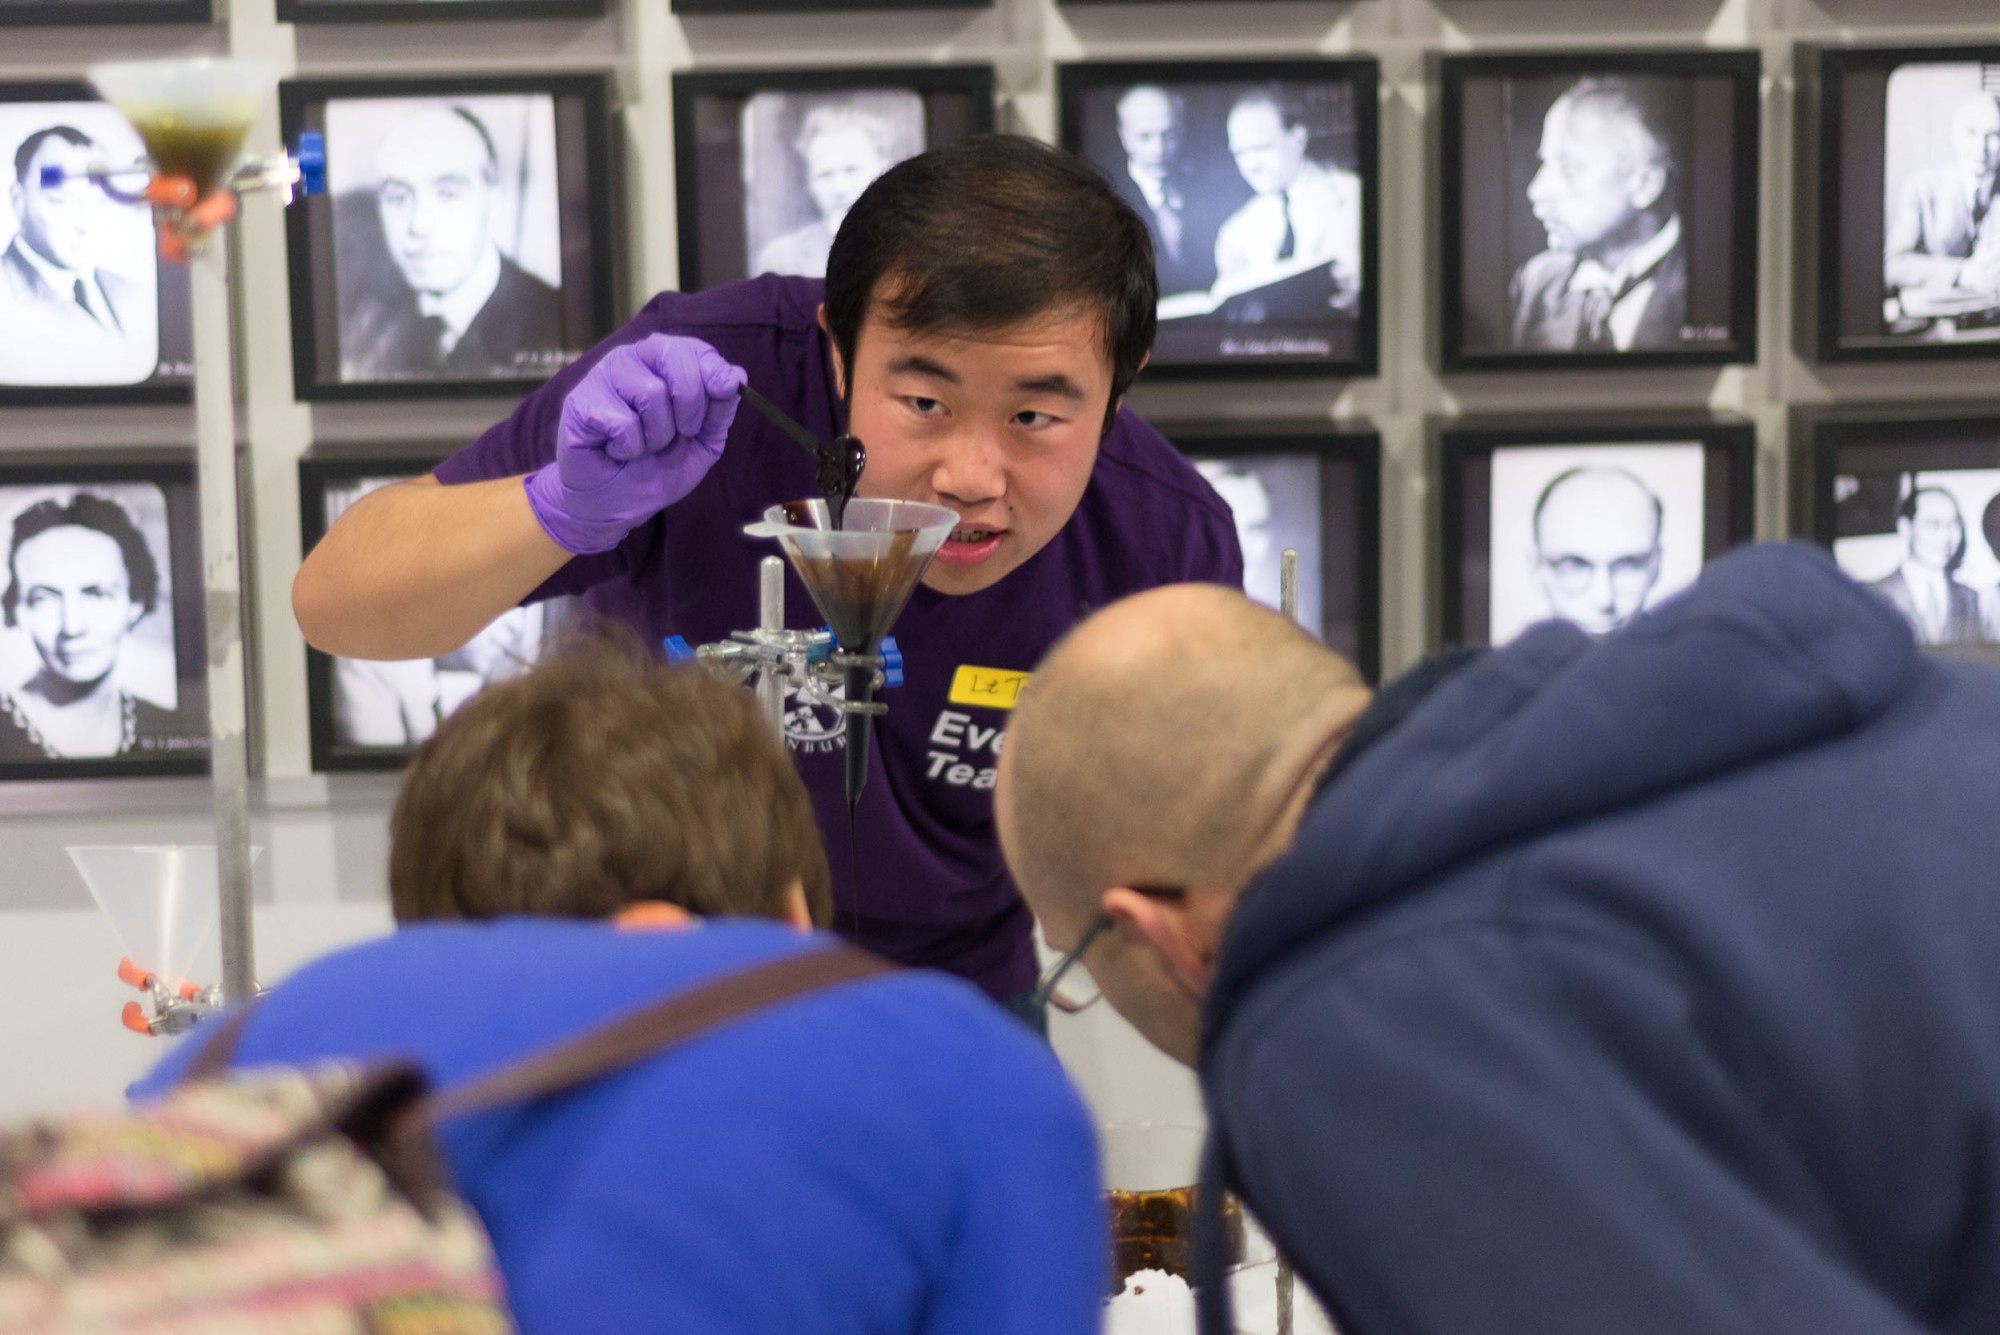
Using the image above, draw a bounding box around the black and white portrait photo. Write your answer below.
[326,94,566,384]
[0,481,204,766]
[1880,62,2000,346]
[309,472,572,766]
[674,67,993,293]
[1062,61,1378,374]
[1488,443,1707,645]
[0,95,192,400]
[284,76,612,400]
[1193,453,1325,640]
[1444,53,1758,370]
[1817,417,2000,645]
[742,90,924,280]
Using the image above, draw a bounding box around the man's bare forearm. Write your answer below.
[293,474,572,660]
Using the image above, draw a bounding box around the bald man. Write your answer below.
[999,542,2000,1334]
[1107,85,1214,297]
[1885,92,2000,307]
[337,103,564,383]
[1511,78,1688,353]
[1531,464,1664,635]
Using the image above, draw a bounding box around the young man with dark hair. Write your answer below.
[134,642,1106,1334]
[294,133,1243,1016]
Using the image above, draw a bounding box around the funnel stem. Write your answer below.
[844,662,872,826]
[191,233,256,1006]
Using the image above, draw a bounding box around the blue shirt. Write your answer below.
[136,918,1105,1335]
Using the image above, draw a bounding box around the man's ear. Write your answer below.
[817,303,847,399]
[1630,163,1668,212]
[1103,886,1212,994]
[782,878,813,931]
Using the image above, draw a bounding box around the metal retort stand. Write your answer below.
[64,59,325,1026]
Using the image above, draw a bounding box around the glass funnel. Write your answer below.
[67,844,261,983]
[87,59,281,197]
[744,498,956,652]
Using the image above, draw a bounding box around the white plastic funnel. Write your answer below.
[68,844,260,982]
[87,59,281,198]
[744,498,956,652]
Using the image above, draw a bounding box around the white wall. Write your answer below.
[3,0,1997,1123]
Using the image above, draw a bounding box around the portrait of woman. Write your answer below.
[0,489,190,759]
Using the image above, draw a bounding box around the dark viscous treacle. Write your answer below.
[1107,1186,1244,1291]
[131,118,251,196]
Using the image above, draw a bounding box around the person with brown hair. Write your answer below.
[386,642,831,927]
[137,641,1104,1335]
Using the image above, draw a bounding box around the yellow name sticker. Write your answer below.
[947,666,1031,711]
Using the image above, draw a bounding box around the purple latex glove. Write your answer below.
[524,334,749,554]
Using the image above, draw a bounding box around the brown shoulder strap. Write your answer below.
[418,942,894,1128]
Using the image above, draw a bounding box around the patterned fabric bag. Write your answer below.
[0,942,891,1334]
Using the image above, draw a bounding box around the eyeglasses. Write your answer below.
[1029,885,1185,1015]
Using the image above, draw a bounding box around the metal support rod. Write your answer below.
[1279,548,1300,626]
[1276,1260,1295,1335]
[190,231,255,1006]
[756,556,786,737]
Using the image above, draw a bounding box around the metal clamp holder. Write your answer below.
[663,557,903,738]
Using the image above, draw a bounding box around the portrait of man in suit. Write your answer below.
[1872,486,1983,645]
[335,102,563,383]
[1110,85,1216,298]
[1532,465,1665,636]
[0,124,160,387]
[1510,78,1688,354]
[1210,88,1362,322]
[1883,91,2000,314]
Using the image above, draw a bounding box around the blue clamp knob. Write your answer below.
[661,635,695,664]
[879,636,904,689]
[296,132,327,196]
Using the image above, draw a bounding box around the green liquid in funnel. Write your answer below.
[129,115,251,197]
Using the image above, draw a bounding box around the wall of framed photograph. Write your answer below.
[279,73,616,403]
[299,447,577,772]
[672,66,995,295]
[1439,50,1761,373]
[1059,59,1379,379]
[1805,408,2000,650]
[0,83,194,408]
[1803,44,2000,365]
[0,450,208,781]
[1159,421,1381,680]
[1437,418,1756,647]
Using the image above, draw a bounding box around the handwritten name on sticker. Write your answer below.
[948,666,1031,711]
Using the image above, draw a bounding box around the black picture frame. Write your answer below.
[1059,58,1381,380]
[673,0,986,9]
[280,73,616,403]
[1439,49,1761,374]
[1160,421,1381,682]
[279,0,601,25]
[672,65,995,294]
[0,0,205,26]
[0,82,194,408]
[0,450,208,782]
[299,446,578,772]
[1805,407,2000,648]
[1438,416,1756,647]
[1805,43,2000,364]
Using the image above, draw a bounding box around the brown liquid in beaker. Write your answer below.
[1108,1185,1244,1290]
[131,119,251,197]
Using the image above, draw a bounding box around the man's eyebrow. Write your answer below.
[887,354,960,384]
[1013,373,1086,401]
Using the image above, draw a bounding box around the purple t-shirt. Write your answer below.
[435,275,1243,998]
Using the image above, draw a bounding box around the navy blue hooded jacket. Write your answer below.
[1198,543,2000,1334]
